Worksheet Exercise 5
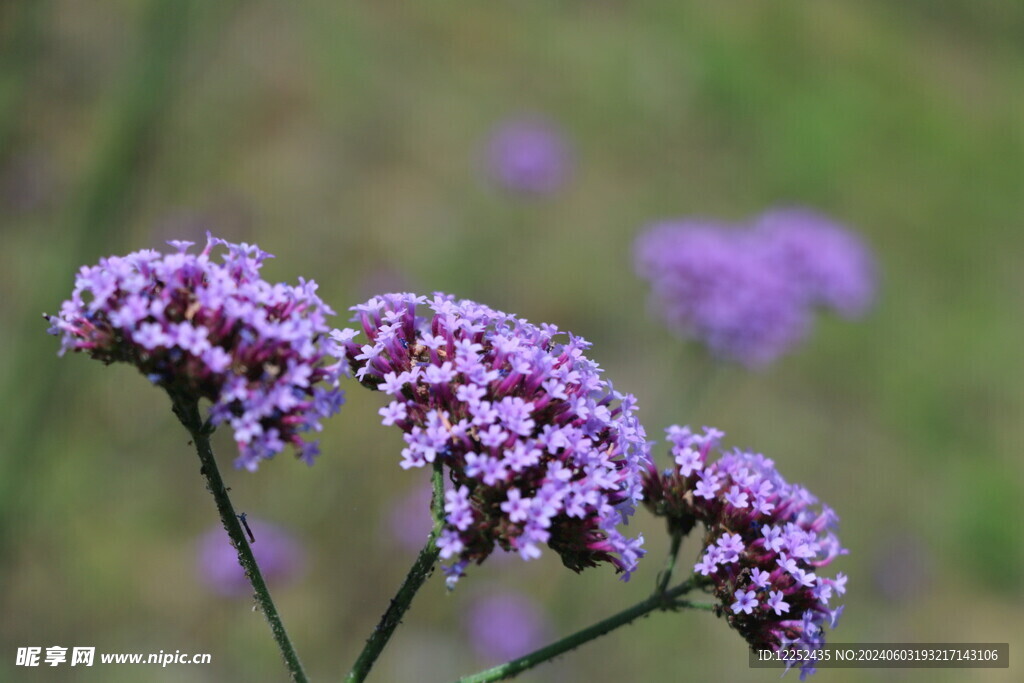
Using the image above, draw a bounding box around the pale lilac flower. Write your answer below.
[717,532,745,562]
[732,589,758,615]
[695,552,718,576]
[46,234,345,469]
[751,568,771,589]
[725,484,749,509]
[694,472,721,500]
[446,486,475,531]
[828,604,844,629]
[339,292,651,584]
[379,401,407,426]
[196,519,305,596]
[674,447,702,477]
[500,489,532,524]
[484,117,572,196]
[766,590,790,616]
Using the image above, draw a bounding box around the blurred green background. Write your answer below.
[1,1,1022,681]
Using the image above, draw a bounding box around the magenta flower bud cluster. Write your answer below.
[45,234,345,470]
[634,208,876,366]
[643,426,847,679]
[336,292,650,584]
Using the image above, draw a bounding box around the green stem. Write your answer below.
[345,461,446,683]
[655,529,684,595]
[455,577,707,683]
[170,394,308,683]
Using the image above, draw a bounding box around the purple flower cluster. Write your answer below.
[196,519,305,596]
[643,426,847,679]
[634,208,876,366]
[484,117,573,196]
[46,234,345,469]
[337,293,650,584]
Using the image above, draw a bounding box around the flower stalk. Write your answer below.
[170,393,308,683]
[344,460,446,683]
[655,529,684,596]
[455,576,708,683]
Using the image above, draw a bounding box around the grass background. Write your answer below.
[1,1,1021,681]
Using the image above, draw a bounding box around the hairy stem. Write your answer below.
[345,460,446,683]
[455,577,706,683]
[170,394,308,683]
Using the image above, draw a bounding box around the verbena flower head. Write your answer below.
[484,116,572,196]
[634,220,810,367]
[463,590,551,662]
[336,292,650,585]
[45,234,345,470]
[635,210,876,367]
[754,208,876,319]
[196,520,305,596]
[643,426,847,680]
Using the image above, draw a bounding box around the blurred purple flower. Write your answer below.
[644,426,848,679]
[463,590,551,662]
[196,520,306,597]
[755,208,876,318]
[338,292,650,585]
[46,233,346,469]
[634,209,877,367]
[635,220,810,367]
[484,117,572,196]
[388,482,435,553]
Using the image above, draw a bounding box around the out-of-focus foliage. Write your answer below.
[1,1,1021,681]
